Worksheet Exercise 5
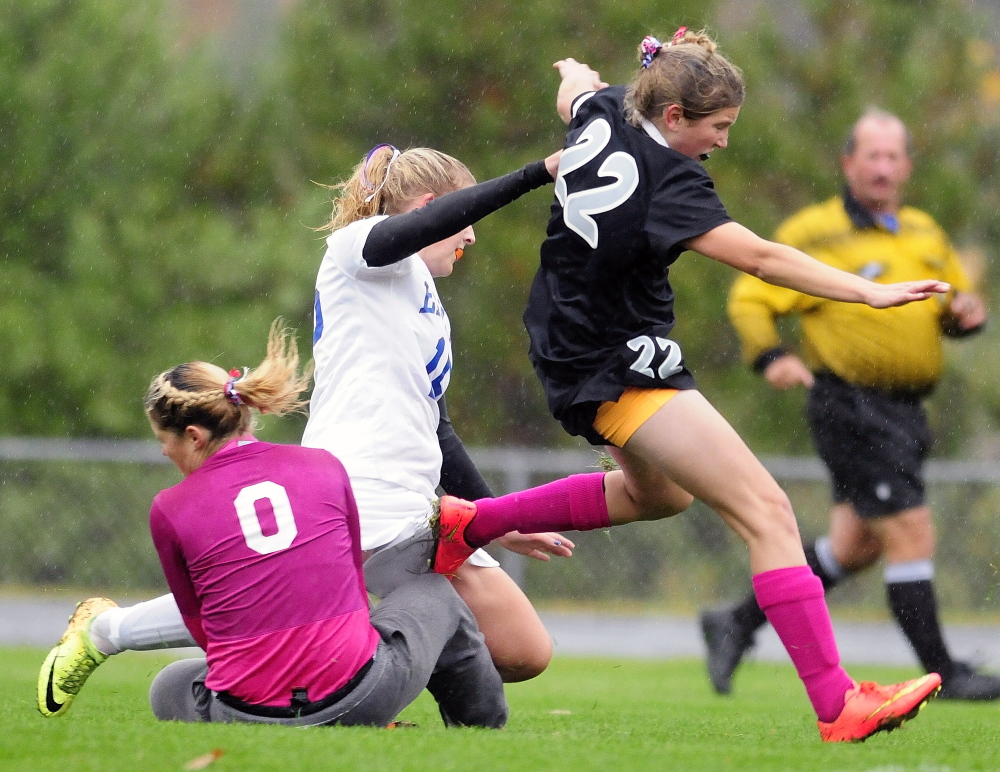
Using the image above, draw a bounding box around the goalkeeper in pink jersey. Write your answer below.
[111,322,505,727]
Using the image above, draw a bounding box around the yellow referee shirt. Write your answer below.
[728,193,970,392]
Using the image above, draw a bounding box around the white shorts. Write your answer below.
[353,477,500,569]
[380,521,499,568]
[350,477,437,552]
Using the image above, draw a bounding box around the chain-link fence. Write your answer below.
[471,449,1000,616]
[2,439,998,615]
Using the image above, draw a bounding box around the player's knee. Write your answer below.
[442,688,509,728]
[149,659,206,722]
[471,693,509,729]
[745,486,799,544]
[495,655,550,683]
[494,637,552,682]
[631,486,694,522]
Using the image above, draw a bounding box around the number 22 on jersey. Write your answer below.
[555,118,639,249]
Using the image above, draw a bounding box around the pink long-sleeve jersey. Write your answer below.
[150,439,380,706]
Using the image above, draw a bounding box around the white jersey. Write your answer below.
[303,217,453,550]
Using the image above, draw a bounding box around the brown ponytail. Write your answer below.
[624,29,745,127]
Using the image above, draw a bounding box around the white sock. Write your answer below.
[884,559,934,584]
[814,536,845,582]
[96,594,197,653]
[87,609,121,656]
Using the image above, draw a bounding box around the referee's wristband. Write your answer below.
[751,347,789,374]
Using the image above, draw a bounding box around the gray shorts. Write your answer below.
[361,528,438,599]
[149,572,506,728]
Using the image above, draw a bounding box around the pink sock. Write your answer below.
[465,473,609,547]
[752,566,853,722]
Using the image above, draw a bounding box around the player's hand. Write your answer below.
[553,58,609,89]
[864,279,950,308]
[947,291,987,330]
[497,531,574,561]
[544,149,563,179]
[553,59,609,123]
[764,354,814,390]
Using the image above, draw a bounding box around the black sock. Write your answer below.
[885,579,955,677]
[731,542,841,632]
[731,587,768,632]
[804,542,842,591]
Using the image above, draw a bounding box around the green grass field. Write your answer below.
[4,647,999,771]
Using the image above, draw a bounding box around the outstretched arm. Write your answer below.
[690,222,949,307]
[553,58,609,124]
[363,155,559,267]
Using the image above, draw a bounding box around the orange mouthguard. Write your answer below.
[454,248,464,260]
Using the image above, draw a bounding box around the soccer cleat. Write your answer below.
[817,673,941,743]
[699,603,756,695]
[938,661,1000,701]
[430,496,478,580]
[37,597,118,717]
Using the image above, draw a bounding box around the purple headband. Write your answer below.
[224,368,246,407]
[361,143,401,203]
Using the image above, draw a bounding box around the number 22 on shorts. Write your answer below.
[627,335,683,380]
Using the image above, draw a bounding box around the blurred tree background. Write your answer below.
[3,0,1000,456]
[5,0,1000,601]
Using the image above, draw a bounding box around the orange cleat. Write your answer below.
[431,496,478,580]
[818,673,941,743]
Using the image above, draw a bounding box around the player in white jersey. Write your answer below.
[304,145,571,680]
[304,188,457,551]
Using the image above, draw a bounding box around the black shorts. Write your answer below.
[806,373,932,518]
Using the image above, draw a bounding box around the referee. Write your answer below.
[701,108,1000,701]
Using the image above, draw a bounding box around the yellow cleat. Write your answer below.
[37,597,118,717]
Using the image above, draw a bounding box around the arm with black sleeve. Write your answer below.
[362,161,553,267]
[437,395,494,500]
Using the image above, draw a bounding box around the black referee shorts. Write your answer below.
[806,372,932,518]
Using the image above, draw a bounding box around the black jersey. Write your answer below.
[524,85,732,445]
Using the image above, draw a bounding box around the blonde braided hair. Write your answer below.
[145,319,313,449]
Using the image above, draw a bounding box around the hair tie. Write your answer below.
[361,143,402,203]
[224,367,247,407]
[640,35,663,69]
[669,26,688,46]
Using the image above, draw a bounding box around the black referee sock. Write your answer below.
[885,579,954,677]
[731,588,768,632]
[804,542,842,591]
